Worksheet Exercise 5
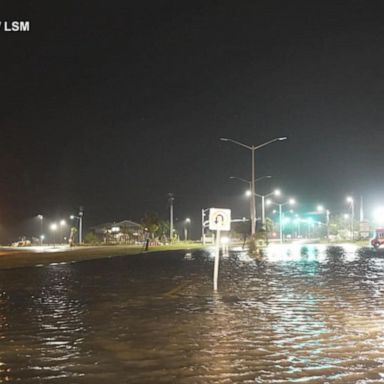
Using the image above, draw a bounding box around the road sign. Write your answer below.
[359,220,370,239]
[209,208,231,231]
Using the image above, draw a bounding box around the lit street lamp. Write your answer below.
[50,223,58,247]
[258,189,281,230]
[37,214,43,245]
[229,175,272,228]
[220,136,287,235]
[267,197,296,244]
[184,218,191,241]
[346,196,355,240]
[70,208,84,244]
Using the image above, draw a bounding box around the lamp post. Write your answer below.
[346,196,355,240]
[220,137,287,235]
[316,205,330,240]
[229,175,272,228]
[257,189,281,230]
[37,214,43,245]
[70,212,83,245]
[50,223,57,247]
[184,218,191,241]
[267,197,296,244]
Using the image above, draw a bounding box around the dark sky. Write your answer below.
[1,0,384,240]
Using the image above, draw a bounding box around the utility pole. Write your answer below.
[168,193,174,242]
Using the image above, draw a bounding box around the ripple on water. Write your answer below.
[1,245,384,382]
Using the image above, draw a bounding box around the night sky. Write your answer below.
[1,1,384,241]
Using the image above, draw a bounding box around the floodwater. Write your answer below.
[1,244,384,383]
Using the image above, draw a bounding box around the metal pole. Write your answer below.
[251,148,256,235]
[261,195,265,229]
[79,215,83,244]
[326,210,330,240]
[40,217,43,245]
[279,204,283,244]
[202,209,205,245]
[169,193,174,242]
[351,201,355,241]
[170,203,173,241]
[213,229,221,291]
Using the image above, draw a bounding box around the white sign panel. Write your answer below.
[209,208,231,231]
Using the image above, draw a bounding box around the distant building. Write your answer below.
[91,220,144,244]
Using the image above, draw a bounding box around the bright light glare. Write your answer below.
[373,207,384,225]
[274,189,281,196]
[50,223,58,231]
[266,199,272,206]
[317,205,324,212]
[343,213,350,219]
[245,190,252,197]
[60,220,66,226]
[221,236,230,245]
[289,198,296,205]
[185,218,191,223]
[346,196,354,203]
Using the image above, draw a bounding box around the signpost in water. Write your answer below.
[208,208,231,290]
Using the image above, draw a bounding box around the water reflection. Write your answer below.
[0,245,384,382]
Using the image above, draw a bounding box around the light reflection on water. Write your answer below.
[1,245,384,382]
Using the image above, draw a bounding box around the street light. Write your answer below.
[267,197,296,244]
[37,214,43,245]
[50,223,58,247]
[220,136,287,235]
[230,175,272,231]
[316,205,330,240]
[184,218,191,241]
[245,188,281,230]
[346,196,355,240]
[70,209,84,244]
[257,189,281,229]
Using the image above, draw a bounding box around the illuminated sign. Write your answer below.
[209,208,231,231]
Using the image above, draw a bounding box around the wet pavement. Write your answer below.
[1,244,384,383]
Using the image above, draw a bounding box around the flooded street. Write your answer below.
[1,244,384,383]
